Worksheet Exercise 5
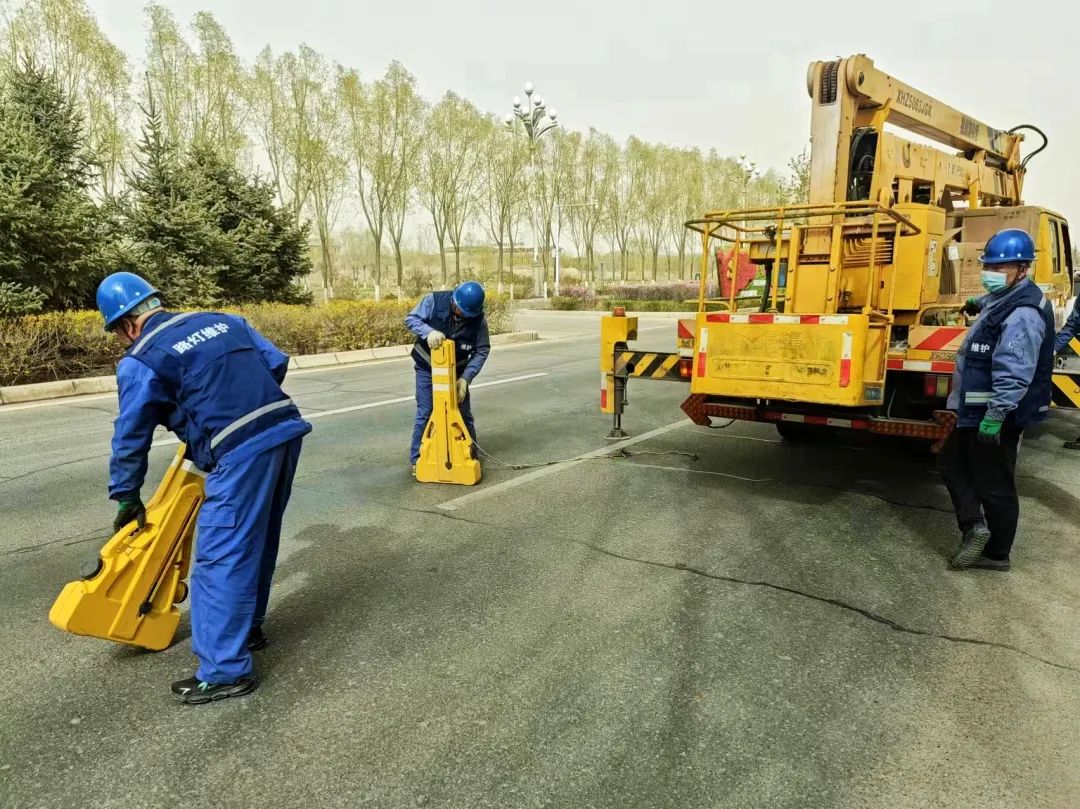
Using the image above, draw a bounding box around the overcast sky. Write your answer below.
[86,0,1078,225]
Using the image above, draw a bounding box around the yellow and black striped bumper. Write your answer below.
[615,351,684,381]
[1052,370,1080,409]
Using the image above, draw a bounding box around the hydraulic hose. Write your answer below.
[1008,124,1048,170]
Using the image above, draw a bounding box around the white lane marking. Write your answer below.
[145,372,550,449]
[437,420,690,512]
[0,392,116,412]
[300,372,546,421]
[289,357,409,376]
[0,324,676,415]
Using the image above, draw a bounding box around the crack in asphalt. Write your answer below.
[2,526,112,557]
[378,501,499,527]
[780,479,955,514]
[620,460,956,514]
[0,451,113,485]
[571,538,1080,676]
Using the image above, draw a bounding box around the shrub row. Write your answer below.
[0,296,513,387]
[592,282,718,301]
[549,296,696,313]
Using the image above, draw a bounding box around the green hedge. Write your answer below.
[605,299,694,312]
[550,296,591,311]
[548,297,695,313]
[0,297,513,387]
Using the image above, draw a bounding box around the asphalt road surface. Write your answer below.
[2,310,1078,809]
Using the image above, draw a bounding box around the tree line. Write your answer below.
[0,0,810,311]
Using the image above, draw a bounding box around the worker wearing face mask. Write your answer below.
[939,229,1054,572]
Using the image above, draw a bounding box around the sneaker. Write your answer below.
[171,675,258,705]
[950,525,991,568]
[247,626,267,651]
[968,555,1011,572]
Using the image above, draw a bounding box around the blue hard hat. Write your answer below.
[452,280,485,318]
[96,272,159,331]
[980,228,1036,265]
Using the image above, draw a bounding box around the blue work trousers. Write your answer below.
[410,366,475,463]
[191,436,303,683]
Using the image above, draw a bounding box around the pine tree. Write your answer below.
[119,99,224,306]
[0,61,111,311]
[117,101,312,308]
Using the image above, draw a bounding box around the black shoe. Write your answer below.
[247,626,267,651]
[968,555,1011,572]
[950,525,991,568]
[171,675,258,705]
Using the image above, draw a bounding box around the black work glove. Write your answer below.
[114,498,146,532]
[961,297,981,317]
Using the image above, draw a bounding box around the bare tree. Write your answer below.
[143,4,193,147]
[418,92,484,288]
[479,117,529,291]
[339,61,425,297]
[606,139,643,282]
[3,0,131,194]
[633,138,668,281]
[667,146,704,280]
[189,12,247,163]
[567,129,617,285]
[782,146,811,204]
[302,51,346,297]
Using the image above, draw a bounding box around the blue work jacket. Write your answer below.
[109,311,311,500]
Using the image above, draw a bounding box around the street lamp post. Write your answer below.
[737,153,759,228]
[506,82,558,298]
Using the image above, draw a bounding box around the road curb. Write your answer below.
[0,331,539,406]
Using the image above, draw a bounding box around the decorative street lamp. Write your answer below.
[506,82,558,297]
[505,81,559,143]
[737,154,759,211]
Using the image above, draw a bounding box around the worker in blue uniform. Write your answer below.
[404,281,490,473]
[940,229,1055,572]
[97,272,311,704]
[1052,290,1080,449]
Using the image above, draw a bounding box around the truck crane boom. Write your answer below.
[807,55,1033,210]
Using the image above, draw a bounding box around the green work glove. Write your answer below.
[114,498,146,532]
[961,297,981,316]
[977,416,1003,445]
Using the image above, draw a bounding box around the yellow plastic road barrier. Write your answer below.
[49,445,205,651]
[415,340,481,486]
